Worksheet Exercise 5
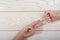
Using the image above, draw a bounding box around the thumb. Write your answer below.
[30,19,43,29]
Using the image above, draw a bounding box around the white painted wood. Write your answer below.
[0,0,48,11]
[0,31,18,40]
[47,0,60,10]
[0,12,59,30]
[36,20,60,30]
[0,31,60,40]
[0,0,60,11]
[0,0,59,40]
[0,12,43,30]
[28,31,60,40]
[54,0,60,10]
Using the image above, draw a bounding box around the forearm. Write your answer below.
[12,32,25,40]
[56,13,60,20]
[13,35,24,40]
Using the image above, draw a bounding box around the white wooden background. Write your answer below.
[0,0,60,40]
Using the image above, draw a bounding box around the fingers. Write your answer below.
[44,10,53,22]
[24,27,35,37]
[24,20,43,37]
[30,20,40,26]
[26,29,35,37]
[29,19,43,28]
[23,20,43,33]
[34,21,43,28]
[25,20,43,33]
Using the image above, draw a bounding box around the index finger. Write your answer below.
[29,19,42,28]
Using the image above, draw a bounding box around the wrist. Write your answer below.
[13,32,25,40]
[19,35,25,40]
[56,13,60,20]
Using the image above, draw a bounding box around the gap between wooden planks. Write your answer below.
[0,30,60,31]
[0,10,59,31]
[0,9,60,12]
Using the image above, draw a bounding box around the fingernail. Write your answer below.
[27,28,31,32]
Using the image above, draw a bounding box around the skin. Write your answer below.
[13,10,60,40]
[13,20,43,40]
[44,10,60,22]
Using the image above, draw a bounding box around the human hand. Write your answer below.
[44,10,60,22]
[13,20,43,40]
[21,20,43,38]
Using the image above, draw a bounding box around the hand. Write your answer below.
[44,10,59,22]
[22,20,43,38]
[13,20,43,40]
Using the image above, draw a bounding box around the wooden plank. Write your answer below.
[0,0,48,11]
[0,0,59,11]
[0,12,43,30]
[28,31,60,40]
[0,12,59,31]
[0,31,60,40]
